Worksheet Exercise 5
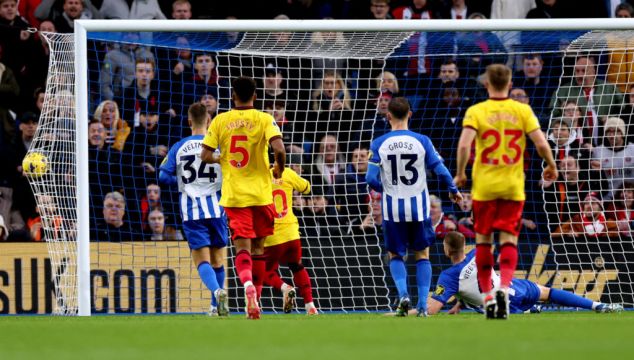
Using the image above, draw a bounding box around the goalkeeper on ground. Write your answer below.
[159,103,229,317]
[425,231,623,315]
[263,163,318,315]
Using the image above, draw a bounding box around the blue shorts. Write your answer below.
[182,218,229,250]
[509,279,542,313]
[382,219,435,257]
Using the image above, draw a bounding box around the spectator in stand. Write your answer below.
[99,0,165,19]
[372,90,392,138]
[455,13,507,80]
[88,118,105,150]
[52,0,89,33]
[606,4,634,93]
[455,190,473,230]
[91,191,137,242]
[376,71,400,96]
[139,182,161,231]
[441,0,476,19]
[147,208,183,241]
[514,54,556,116]
[490,0,535,19]
[99,32,155,101]
[11,112,38,222]
[360,189,382,233]
[425,59,482,113]
[162,36,192,80]
[176,52,221,116]
[0,55,20,144]
[543,155,588,226]
[308,71,355,142]
[591,117,634,198]
[552,192,618,238]
[548,117,591,169]
[260,63,297,113]
[200,92,218,116]
[369,0,392,19]
[310,134,346,198]
[26,194,65,242]
[264,100,300,147]
[0,214,7,241]
[30,20,56,92]
[550,56,623,146]
[94,99,131,152]
[171,0,191,19]
[310,27,348,81]
[334,146,370,227]
[392,0,440,77]
[429,195,474,240]
[606,181,634,236]
[121,58,172,187]
[526,0,565,18]
[297,189,341,238]
[510,87,548,125]
[33,87,45,115]
[561,100,587,144]
[35,0,100,22]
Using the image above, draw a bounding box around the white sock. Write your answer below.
[281,283,292,292]
[591,301,601,310]
[244,280,253,289]
[305,302,315,310]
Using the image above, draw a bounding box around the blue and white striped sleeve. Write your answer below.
[366,139,383,192]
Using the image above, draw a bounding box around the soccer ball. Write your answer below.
[22,152,48,178]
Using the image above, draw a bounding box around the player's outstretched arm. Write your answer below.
[528,129,558,182]
[365,163,383,192]
[454,128,477,188]
[431,162,462,204]
[270,137,286,179]
[158,169,177,186]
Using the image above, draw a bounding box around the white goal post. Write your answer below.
[32,18,634,316]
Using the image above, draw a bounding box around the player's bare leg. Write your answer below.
[234,237,260,319]
[496,232,518,320]
[192,247,224,317]
[475,233,496,319]
[414,248,431,317]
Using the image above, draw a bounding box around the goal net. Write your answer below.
[27,22,634,315]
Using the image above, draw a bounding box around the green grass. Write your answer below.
[0,312,632,359]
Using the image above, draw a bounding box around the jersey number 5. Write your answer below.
[180,155,217,184]
[229,135,250,168]
[480,129,522,165]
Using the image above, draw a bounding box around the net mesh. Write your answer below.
[27,27,634,315]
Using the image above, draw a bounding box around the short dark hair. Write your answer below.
[387,97,410,120]
[444,231,465,256]
[486,64,512,91]
[188,102,208,126]
[232,76,257,103]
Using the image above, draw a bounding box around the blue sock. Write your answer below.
[549,288,594,310]
[415,259,432,312]
[197,262,220,298]
[211,266,226,307]
[389,257,409,300]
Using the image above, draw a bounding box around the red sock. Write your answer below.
[499,243,518,289]
[475,243,494,294]
[292,264,314,303]
[266,265,285,290]
[252,254,266,298]
[235,250,253,285]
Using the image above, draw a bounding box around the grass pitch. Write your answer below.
[1,312,632,360]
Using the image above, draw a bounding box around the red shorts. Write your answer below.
[224,204,275,241]
[472,199,524,237]
[264,239,302,270]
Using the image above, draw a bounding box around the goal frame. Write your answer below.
[73,18,634,316]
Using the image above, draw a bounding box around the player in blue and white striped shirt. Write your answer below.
[366,97,462,317]
[159,103,229,316]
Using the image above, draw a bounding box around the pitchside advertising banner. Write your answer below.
[0,239,630,314]
[0,242,208,314]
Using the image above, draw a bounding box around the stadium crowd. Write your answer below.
[1,0,634,244]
